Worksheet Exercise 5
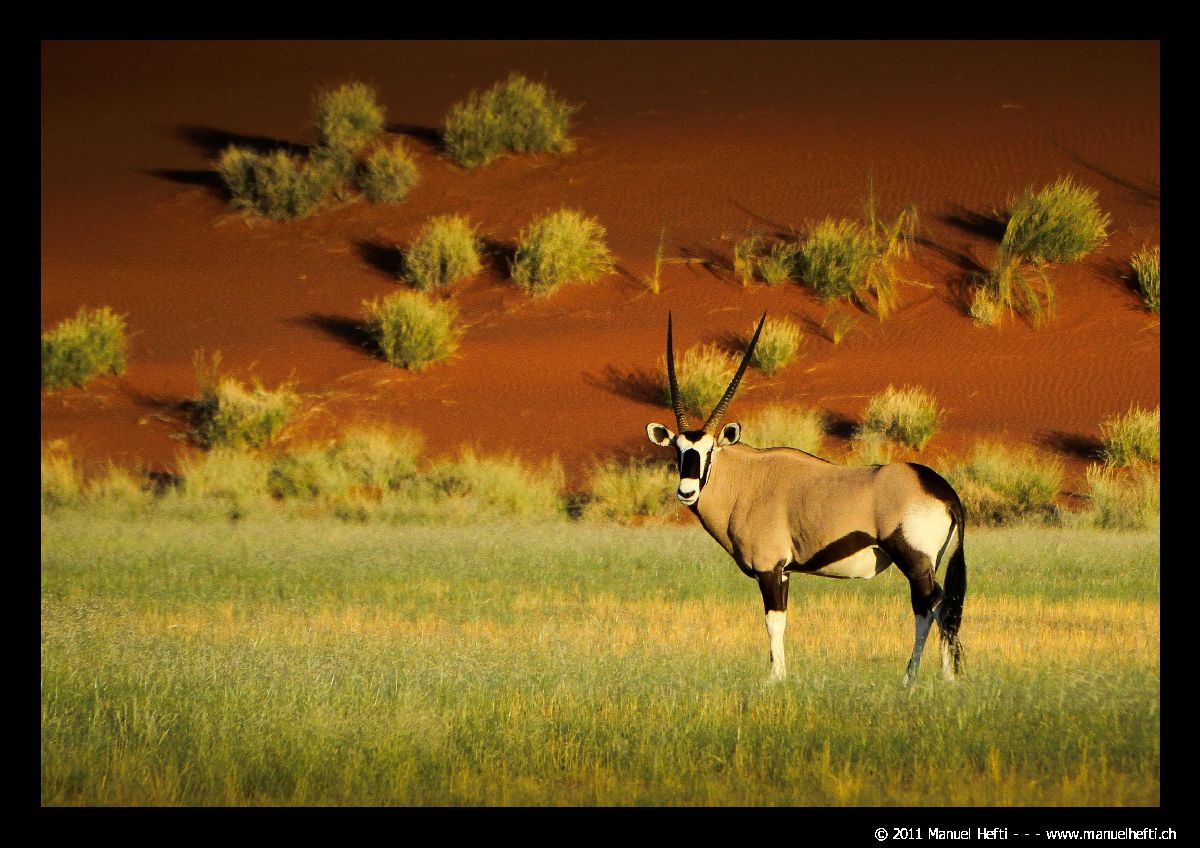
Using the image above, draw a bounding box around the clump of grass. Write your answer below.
[732,233,762,285]
[643,226,667,294]
[191,352,297,449]
[582,459,677,523]
[268,427,424,503]
[740,405,825,454]
[216,146,338,221]
[860,385,942,451]
[1130,245,1160,313]
[797,184,918,318]
[418,451,566,521]
[968,287,1005,326]
[362,291,461,370]
[359,141,419,204]
[444,73,577,168]
[174,447,272,518]
[845,432,896,466]
[41,441,83,511]
[659,344,736,420]
[313,82,386,156]
[748,317,803,375]
[945,443,1063,526]
[403,215,483,291]
[822,309,855,345]
[510,209,613,296]
[1085,464,1159,531]
[731,232,800,286]
[42,306,128,390]
[1099,405,1160,467]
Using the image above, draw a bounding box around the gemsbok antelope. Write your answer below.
[646,312,966,685]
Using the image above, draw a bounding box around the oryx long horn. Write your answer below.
[704,311,767,435]
[666,311,691,432]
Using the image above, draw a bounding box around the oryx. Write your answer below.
[646,312,966,685]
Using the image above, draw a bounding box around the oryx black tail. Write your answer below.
[939,498,967,676]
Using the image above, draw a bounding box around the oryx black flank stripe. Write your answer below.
[786,531,879,574]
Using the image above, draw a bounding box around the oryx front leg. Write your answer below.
[756,564,790,681]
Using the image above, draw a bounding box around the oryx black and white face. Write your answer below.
[646,423,742,505]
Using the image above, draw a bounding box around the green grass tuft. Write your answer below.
[216,146,338,221]
[1099,405,1159,467]
[313,82,386,156]
[510,209,613,296]
[945,443,1063,527]
[444,73,577,168]
[739,405,825,454]
[362,291,461,370]
[582,459,677,523]
[1003,176,1110,265]
[659,344,736,421]
[1130,245,1159,313]
[403,215,483,291]
[748,317,803,376]
[42,306,128,390]
[1084,464,1159,531]
[190,352,297,450]
[359,141,419,204]
[860,385,942,451]
[643,226,667,294]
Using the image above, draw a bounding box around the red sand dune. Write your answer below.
[41,40,1159,492]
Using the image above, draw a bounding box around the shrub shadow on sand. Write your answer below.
[297,313,379,358]
[1039,430,1102,461]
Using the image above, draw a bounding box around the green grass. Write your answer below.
[659,343,736,420]
[1099,405,1160,466]
[41,514,1160,805]
[42,306,128,390]
[1130,245,1160,313]
[403,215,483,291]
[444,73,577,168]
[216,146,338,221]
[739,405,825,454]
[732,233,800,286]
[582,459,677,523]
[860,385,942,451]
[1003,177,1110,265]
[510,209,614,296]
[190,353,297,450]
[944,443,1063,527]
[359,141,419,204]
[748,317,802,376]
[1083,464,1159,531]
[313,82,386,156]
[362,291,461,370]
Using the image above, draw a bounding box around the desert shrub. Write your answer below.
[582,459,677,523]
[191,353,297,449]
[359,141,419,204]
[968,286,1005,326]
[174,448,272,517]
[1085,464,1159,531]
[216,146,338,221]
[268,427,424,502]
[733,233,762,285]
[844,432,896,466]
[314,82,386,156]
[333,427,424,491]
[972,245,1058,327]
[41,442,83,511]
[362,290,461,370]
[740,405,825,454]
[444,73,577,168]
[403,215,483,290]
[659,343,736,420]
[945,443,1063,526]
[860,385,942,451]
[749,317,803,375]
[1003,176,1110,265]
[822,309,855,345]
[42,306,127,390]
[1099,405,1160,466]
[732,233,800,286]
[510,209,613,296]
[1131,245,1160,313]
[411,451,566,521]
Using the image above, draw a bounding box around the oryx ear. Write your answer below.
[717,422,741,446]
[646,423,675,447]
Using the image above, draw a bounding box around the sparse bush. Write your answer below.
[972,246,1056,327]
[733,233,762,285]
[1099,405,1160,467]
[444,73,577,168]
[314,82,386,156]
[968,286,1004,326]
[860,385,942,451]
[191,352,297,449]
[1131,245,1160,313]
[583,459,677,523]
[403,215,483,290]
[41,442,83,510]
[732,233,800,286]
[418,451,566,521]
[749,317,803,375]
[822,309,855,345]
[740,405,825,454]
[217,146,338,221]
[1003,176,1110,265]
[945,443,1063,526]
[1085,464,1159,530]
[510,209,613,296]
[268,427,424,502]
[363,290,461,370]
[42,306,127,390]
[659,344,736,420]
[845,432,895,466]
[359,141,419,204]
[174,447,272,517]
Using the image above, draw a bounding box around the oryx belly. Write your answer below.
[808,545,892,579]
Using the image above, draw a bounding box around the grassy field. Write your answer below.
[41,514,1159,806]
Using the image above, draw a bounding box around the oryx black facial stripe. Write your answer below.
[679,448,701,479]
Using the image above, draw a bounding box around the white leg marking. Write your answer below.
[901,610,935,687]
[766,610,787,680]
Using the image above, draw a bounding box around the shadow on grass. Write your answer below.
[297,313,379,358]
[1039,430,1103,461]
[355,240,404,279]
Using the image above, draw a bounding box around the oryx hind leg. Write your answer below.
[883,520,949,688]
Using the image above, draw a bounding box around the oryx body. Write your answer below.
[648,313,966,685]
